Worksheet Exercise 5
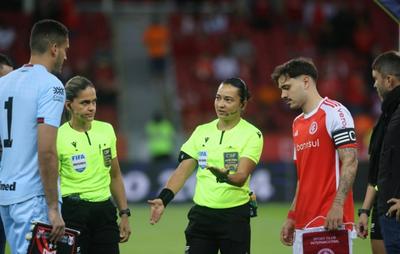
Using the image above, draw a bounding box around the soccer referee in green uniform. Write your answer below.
[57,76,131,254]
[149,78,263,254]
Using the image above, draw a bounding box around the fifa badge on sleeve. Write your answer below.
[198,151,207,169]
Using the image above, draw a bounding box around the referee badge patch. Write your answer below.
[71,154,86,173]
[224,152,238,171]
[198,151,207,169]
[102,148,112,167]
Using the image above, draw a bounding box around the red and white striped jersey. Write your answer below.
[292,97,357,229]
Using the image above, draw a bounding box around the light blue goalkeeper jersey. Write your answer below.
[0,64,65,205]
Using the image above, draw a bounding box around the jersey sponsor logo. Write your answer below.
[198,151,207,169]
[53,87,65,95]
[52,87,65,102]
[296,139,320,151]
[71,154,86,172]
[224,152,239,172]
[337,107,348,128]
[332,128,356,147]
[0,181,16,191]
[202,137,210,147]
[309,121,318,135]
[53,95,64,102]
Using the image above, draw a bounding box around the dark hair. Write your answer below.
[271,57,318,85]
[63,76,95,122]
[222,77,251,103]
[30,19,69,54]
[65,76,95,101]
[0,53,13,67]
[372,50,400,79]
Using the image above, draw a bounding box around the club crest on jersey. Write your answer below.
[309,121,318,135]
[71,154,86,172]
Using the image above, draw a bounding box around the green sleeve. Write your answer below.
[241,130,263,164]
[180,126,200,160]
[109,124,117,159]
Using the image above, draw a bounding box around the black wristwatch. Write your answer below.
[119,208,131,217]
[357,208,370,217]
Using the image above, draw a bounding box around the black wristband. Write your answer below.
[158,188,175,207]
[358,208,370,217]
[119,208,131,217]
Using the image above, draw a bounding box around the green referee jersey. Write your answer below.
[181,118,263,209]
[57,120,117,202]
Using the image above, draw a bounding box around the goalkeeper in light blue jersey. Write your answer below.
[0,19,69,254]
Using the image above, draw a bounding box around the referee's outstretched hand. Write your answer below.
[206,166,229,183]
[148,198,165,225]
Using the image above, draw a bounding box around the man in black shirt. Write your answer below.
[370,50,400,253]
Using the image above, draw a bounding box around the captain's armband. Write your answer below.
[332,128,356,148]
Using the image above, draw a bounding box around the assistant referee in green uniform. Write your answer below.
[57,76,131,254]
[148,78,263,254]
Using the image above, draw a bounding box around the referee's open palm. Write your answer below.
[148,198,165,225]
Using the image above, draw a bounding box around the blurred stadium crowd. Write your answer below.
[0,0,397,162]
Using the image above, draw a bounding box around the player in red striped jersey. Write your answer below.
[271,58,358,253]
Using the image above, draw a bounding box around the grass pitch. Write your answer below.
[4,203,371,253]
[120,203,371,254]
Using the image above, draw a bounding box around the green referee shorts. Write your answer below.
[61,196,120,254]
[184,203,251,254]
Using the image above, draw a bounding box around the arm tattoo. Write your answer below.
[334,147,358,206]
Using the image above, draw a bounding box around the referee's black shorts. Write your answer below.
[61,196,120,254]
[370,201,383,240]
[184,203,251,254]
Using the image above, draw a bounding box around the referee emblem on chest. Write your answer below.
[71,154,86,173]
[309,121,318,135]
[224,152,238,171]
